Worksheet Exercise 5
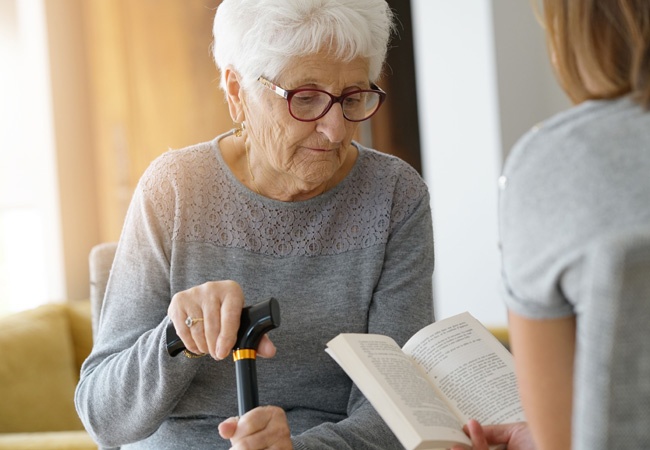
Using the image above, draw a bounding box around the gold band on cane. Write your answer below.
[183,349,207,359]
[232,349,257,361]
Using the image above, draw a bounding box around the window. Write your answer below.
[0,0,65,315]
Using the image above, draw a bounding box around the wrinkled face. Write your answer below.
[242,51,370,187]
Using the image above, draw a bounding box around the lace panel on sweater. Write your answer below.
[141,142,426,257]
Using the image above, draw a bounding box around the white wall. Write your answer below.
[411,0,569,327]
[492,1,571,157]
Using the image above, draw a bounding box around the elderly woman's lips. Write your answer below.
[305,146,336,152]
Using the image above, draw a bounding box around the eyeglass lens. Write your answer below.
[289,90,382,121]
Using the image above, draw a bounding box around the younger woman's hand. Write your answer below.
[450,420,535,450]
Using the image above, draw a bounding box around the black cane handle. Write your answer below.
[234,297,281,350]
[165,298,281,414]
[166,325,186,357]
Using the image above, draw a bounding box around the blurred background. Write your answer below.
[0,0,568,327]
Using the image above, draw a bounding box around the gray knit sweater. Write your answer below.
[75,134,435,449]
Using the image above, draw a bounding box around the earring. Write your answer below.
[233,121,246,137]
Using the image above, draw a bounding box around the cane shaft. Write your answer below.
[234,355,258,415]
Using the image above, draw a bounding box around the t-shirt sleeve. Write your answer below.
[498,124,579,320]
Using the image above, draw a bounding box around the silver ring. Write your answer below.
[185,316,204,328]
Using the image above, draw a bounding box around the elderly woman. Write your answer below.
[75,0,434,449]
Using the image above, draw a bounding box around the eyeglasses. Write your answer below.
[258,76,386,122]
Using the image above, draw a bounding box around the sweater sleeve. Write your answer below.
[74,158,205,448]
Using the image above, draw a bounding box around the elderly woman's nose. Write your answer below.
[316,103,347,142]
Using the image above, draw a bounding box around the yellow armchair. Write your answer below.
[0,301,97,449]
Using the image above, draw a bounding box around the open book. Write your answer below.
[326,312,525,450]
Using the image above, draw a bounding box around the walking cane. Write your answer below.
[166,297,281,415]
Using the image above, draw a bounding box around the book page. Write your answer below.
[327,333,471,449]
[403,312,525,425]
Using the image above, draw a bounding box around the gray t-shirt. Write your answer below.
[75,134,434,449]
[499,96,650,319]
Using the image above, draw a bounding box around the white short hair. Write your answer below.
[212,0,395,93]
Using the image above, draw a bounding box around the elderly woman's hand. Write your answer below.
[218,406,292,449]
[167,280,276,360]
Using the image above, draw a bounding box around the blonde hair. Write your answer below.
[540,0,650,108]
